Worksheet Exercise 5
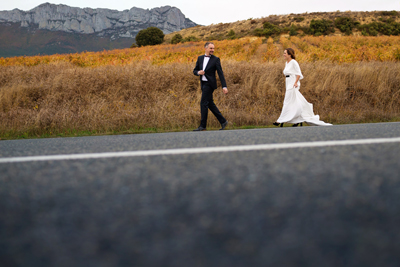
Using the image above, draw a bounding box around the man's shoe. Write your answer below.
[220,121,228,130]
[193,126,206,131]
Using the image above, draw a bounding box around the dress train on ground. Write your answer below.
[276,60,332,127]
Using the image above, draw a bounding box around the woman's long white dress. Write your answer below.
[276,60,332,126]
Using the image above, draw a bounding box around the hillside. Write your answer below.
[0,22,134,58]
[165,10,400,43]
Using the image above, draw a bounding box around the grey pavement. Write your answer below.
[1,122,400,266]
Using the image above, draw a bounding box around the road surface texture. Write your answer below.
[1,122,400,267]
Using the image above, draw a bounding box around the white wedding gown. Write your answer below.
[276,60,332,126]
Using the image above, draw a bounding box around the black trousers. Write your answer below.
[200,81,226,128]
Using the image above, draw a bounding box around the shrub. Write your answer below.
[358,21,400,36]
[335,17,360,35]
[253,21,284,37]
[262,22,282,37]
[309,19,335,36]
[379,17,396,23]
[359,22,379,36]
[253,28,265,37]
[380,11,398,16]
[227,30,236,39]
[183,35,199,42]
[289,25,298,36]
[378,22,400,35]
[171,34,183,44]
[135,27,165,47]
[294,17,305,22]
[265,18,281,26]
[205,34,225,41]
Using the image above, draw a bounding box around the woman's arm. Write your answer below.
[294,75,300,88]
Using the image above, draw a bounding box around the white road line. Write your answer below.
[1,137,400,164]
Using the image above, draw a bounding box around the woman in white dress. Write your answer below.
[273,48,332,127]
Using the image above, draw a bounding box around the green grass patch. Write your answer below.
[1,118,399,141]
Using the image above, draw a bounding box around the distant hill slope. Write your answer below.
[0,22,136,58]
[0,3,197,57]
[165,10,400,43]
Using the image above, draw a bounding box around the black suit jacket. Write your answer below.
[193,55,227,89]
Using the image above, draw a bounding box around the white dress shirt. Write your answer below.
[201,55,210,81]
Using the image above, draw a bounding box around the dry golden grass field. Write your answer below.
[1,36,400,139]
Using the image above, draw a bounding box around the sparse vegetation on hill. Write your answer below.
[164,10,400,43]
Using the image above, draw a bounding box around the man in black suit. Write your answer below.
[193,42,228,131]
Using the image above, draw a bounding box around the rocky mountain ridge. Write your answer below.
[0,3,197,39]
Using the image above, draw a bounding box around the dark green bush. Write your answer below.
[358,21,400,36]
[183,35,199,42]
[135,27,165,47]
[379,17,396,24]
[227,30,236,39]
[253,28,265,37]
[294,17,305,22]
[335,17,360,35]
[379,22,400,35]
[205,34,225,41]
[359,22,379,36]
[171,34,183,44]
[262,22,282,37]
[380,11,398,16]
[289,25,298,36]
[309,19,335,36]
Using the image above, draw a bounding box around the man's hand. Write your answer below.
[198,70,205,75]
[223,88,228,94]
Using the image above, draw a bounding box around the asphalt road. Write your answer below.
[1,122,400,267]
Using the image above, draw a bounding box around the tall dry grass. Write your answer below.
[1,60,399,138]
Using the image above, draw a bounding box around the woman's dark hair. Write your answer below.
[285,48,296,59]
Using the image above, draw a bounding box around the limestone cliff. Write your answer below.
[0,3,197,39]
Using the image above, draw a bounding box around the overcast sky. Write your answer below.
[0,1,399,25]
